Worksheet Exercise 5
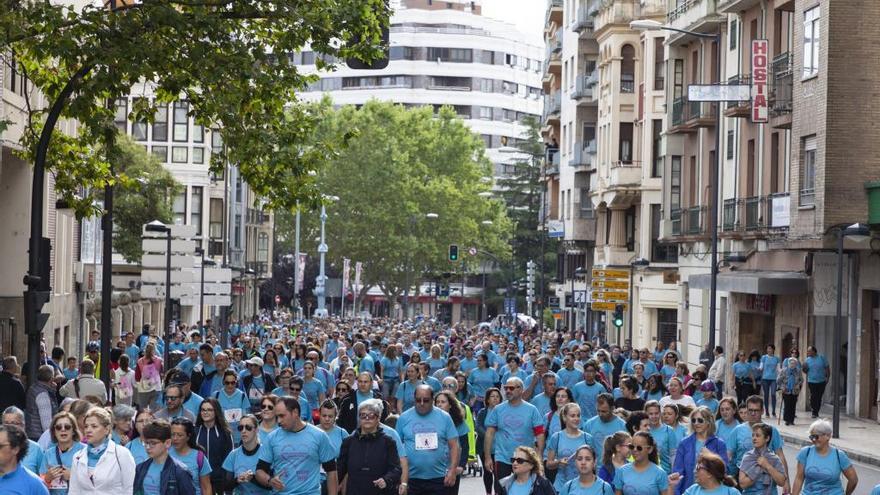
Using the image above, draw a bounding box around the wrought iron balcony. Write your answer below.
[722,198,736,231]
[573,4,594,34]
[671,208,682,236]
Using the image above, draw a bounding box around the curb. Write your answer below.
[779,432,880,469]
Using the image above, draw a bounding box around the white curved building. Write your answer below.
[296,0,543,175]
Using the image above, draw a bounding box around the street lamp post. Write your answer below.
[196,246,216,335]
[833,223,869,438]
[293,206,301,318]
[145,221,172,366]
[628,258,650,345]
[631,19,721,351]
[574,266,588,339]
[315,196,339,318]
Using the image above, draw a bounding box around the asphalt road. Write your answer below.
[456,445,880,495]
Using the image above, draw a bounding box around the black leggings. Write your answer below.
[482,466,494,495]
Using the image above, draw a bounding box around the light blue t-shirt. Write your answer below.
[558,477,614,495]
[557,368,582,390]
[459,357,478,374]
[731,423,783,472]
[696,397,719,414]
[530,392,552,420]
[357,354,377,376]
[683,485,741,495]
[126,437,148,465]
[572,381,606,418]
[583,416,626,461]
[804,355,829,384]
[380,424,406,458]
[467,368,500,400]
[22,439,44,474]
[760,355,780,380]
[549,430,595,492]
[795,446,852,495]
[143,460,164,495]
[38,442,85,495]
[732,362,753,380]
[395,380,423,412]
[870,484,880,495]
[485,401,544,462]
[301,378,326,410]
[379,357,402,378]
[508,475,535,495]
[715,420,739,461]
[257,424,336,495]
[649,424,677,473]
[612,462,670,495]
[215,388,252,444]
[170,447,212,495]
[396,407,458,480]
[221,445,271,495]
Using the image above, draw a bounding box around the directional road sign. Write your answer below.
[591,290,628,302]
[591,301,627,311]
[592,268,630,279]
[591,279,629,290]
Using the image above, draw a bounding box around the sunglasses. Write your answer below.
[261,404,274,410]
[626,444,647,452]
[237,424,255,432]
[747,409,762,414]
[510,457,532,465]
[692,418,706,424]
[695,464,708,472]
[809,434,821,441]
[166,395,181,400]
[224,381,237,385]
[503,385,519,391]
[414,398,432,404]
[54,423,73,431]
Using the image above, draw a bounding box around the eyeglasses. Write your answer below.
[510,457,532,465]
[166,395,181,400]
[359,413,379,420]
[54,424,73,431]
[237,424,255,432]
[144,440,163,448]
[443,383,456,389]
[414,398,432,404]
[747,408,762,415]
[503,385,520,391]
[290,387,302,393]
[337,388,350,394]
[809,434,821,441]
[692,418,706,424]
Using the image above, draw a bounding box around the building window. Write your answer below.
[670,156,682,210]
[172,191,187,226]
[428,76,471,90]
[673,59,684,100]
[625,206,636,251]
[729,18,738,50]
[726,130,735,159]
[173,101,189,142]
[191,186,203,236]
[619,123,633,163]
[193,122,204,143]
[132,98,147,141]
[803,6,820,78]
[651,120,663,177]
[427,47,472,63]
[192,147,204,164]
[171,146,187,163]
[651,204,677,263]
[257,232,269,262]
[657,309,678,345]
[211,130,223,155]
[801,135,817,205]
[620,44,635,93]
[579,188,593,218]
[654,38,665,90]
[151,146,168,163]
[114,99,128,134]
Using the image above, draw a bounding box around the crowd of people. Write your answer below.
[0,312,869,495]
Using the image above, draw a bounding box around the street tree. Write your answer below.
[1,0,390,217]
[275,100,512,311]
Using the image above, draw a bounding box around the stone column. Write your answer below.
[608,207,627,247]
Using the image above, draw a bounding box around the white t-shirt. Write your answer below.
[659,394,696,409]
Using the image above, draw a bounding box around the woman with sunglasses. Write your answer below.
[195,398,234,494]
[219,415,268,495]
[560,445,613,495]
[738,423,788,495]
[546,403,594,493]
[214,371,250,444]
[643,375,667,403]
[599,432,632,485]
[612,432,671,495]
[660,353,679,385]
[792,419,858,495]
[671,407,729,495]
[496,446,555,495]
[39,412,85,495]
[334,382,352,410]
[257,395,278,443]
[683,452,739,495]
[170,418,212,495]
[338,399,401,495]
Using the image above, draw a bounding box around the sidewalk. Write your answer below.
[774,406,880,468]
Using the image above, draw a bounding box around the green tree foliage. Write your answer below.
[274,100,512,307]
[110,135,181,263]
[1,0,389,217]
[494,116,558,311]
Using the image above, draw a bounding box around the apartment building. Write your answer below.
[543,0,679,347]
[658,0,880,419]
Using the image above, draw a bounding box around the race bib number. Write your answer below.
[248,387,263,400]
[414,432,438,451]
[225,408,243,423]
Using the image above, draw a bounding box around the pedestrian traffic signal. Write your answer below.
[448,244,459,262]
[612,304,624,328]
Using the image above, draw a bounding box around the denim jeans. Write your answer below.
[381,376,399,403]
[762,378,778,414]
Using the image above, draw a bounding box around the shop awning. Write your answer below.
[688,270,809,295]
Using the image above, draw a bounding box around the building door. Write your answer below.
[739,312,774,354]
[657,309,678,346]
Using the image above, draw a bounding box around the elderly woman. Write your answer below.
[671,406,728,495]
[68,408,136,495]
[792,419,858,495]
[497,446,555,495]
[337,399,401,495]
[110,404,136,446]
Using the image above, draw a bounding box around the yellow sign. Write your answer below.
[592,290,629,302]
[592,279,629,290]
[591,301,627,311]
[592,268,630,279]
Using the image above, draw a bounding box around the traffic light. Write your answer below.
[24,237,52,335]
[346,25,390,70]
[612,304,625,328]
[448,244,459,262]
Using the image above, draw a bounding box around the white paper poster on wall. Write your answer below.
[812,252,849,316]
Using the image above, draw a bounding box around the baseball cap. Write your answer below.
[86,341,100,352]
[246,357,264,368]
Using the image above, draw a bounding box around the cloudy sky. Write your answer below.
[481,0,545,45]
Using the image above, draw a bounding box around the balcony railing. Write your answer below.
[725,75,751,116]
[743,196,764,230]
[772,51,793,78]
[246,208,269,225]
[544,93,561,122]
[672,97,686,127]
[767,192,790,229]
[685,205,704,235]
[620,78,635,93]
[671,208,682,236]
[799,187,815,207]
[687,99,717,124]
[573,4,594,33]
[245,261,269,275]
[544,150,560,175]
[572,74,594,100]
[570,144,594,169]
[770,52,793,118]
[722,198,736,231]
